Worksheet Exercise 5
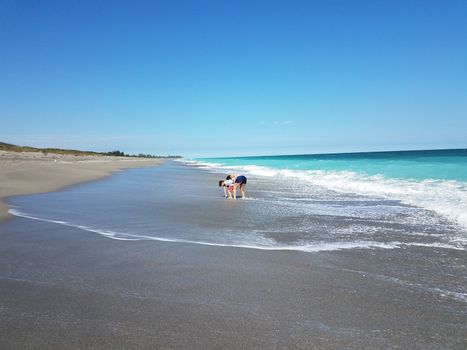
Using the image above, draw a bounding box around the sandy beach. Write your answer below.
[0,151,163,222]
[0,161,465,349]
[4,218,457,349]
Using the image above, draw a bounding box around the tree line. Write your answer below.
[0,142,181,158]
[104,150,181,158]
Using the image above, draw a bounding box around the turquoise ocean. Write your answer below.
[194,149,467,234]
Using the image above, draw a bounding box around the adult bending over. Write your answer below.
[232,174,247,199]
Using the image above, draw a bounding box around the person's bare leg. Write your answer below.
[233,184,238,199]
[240,184,246,198]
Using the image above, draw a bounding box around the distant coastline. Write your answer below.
[0,141,182,159]
[0,143,169,223]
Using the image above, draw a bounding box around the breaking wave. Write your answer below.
[183,159,467,235]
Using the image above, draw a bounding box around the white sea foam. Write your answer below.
[184,159,467,236]
[8,208,465,252]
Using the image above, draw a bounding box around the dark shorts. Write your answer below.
[235,175,247,185]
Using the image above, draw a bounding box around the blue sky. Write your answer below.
[1,0,466,157]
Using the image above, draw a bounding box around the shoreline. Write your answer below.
[0,150,164,223]
[0,161,465,348]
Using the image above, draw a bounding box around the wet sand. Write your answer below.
[0,151,163,222]
[1,217,465,349]
[0,162,465,349]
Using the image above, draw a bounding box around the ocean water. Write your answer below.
[196,149,467,235]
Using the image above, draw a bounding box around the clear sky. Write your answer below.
[1,0,466,157]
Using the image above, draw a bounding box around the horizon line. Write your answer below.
[198,147,467,159]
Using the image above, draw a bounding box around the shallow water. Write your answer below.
[8,161,465,251]
[7,161,467,304]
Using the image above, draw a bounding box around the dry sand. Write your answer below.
[0,151,163,222]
